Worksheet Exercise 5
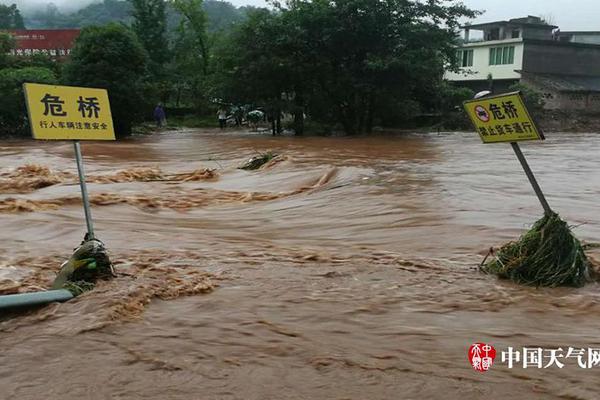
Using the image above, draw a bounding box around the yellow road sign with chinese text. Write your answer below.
[463,92,544,144]
[24,83,115,140]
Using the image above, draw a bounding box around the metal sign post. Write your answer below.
[464,91,553,216]
[510,142,552,215]
[73,140,95,240]
[23,83,116,240]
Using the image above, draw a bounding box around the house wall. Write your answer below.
[521,26,553,40]
[445,39,524,81]
[451,79,519,94]
[570,34,600,45]
[522,41,600,76]
[447,35,600,112]
[520,77,600,111]
[552,92,600,111]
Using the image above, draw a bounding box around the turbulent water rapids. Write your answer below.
[1,130,600,399]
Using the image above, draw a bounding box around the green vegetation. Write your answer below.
[1,1,478,137]
[239,151,277,170]
[169,0,212,110]
[167,114,219,128]
[0,32,16,68]
[63,24,149,138]
[212,0,476,135]
[0,66,57,136]
[131,0,170,69]
[23,0,246,33]
[483,213,592,287]
[437,82,475,130]
[0,3,25,29]
[509,82,546,114]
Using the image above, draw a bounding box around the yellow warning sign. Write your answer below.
[463,92,544,144]
[24,83,116,141]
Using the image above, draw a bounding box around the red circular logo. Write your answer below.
[468,343,496,372]
[474,105,490,122]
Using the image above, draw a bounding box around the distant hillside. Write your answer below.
[23,0,254,32]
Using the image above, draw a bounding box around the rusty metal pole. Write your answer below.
[510,142,552,215]
[74,140,95,239]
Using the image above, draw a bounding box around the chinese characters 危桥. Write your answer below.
[40,93,67,117]
[40,93,106,130]
[488,101,519,120]
[478,100,535,137]
[77,96,101,118]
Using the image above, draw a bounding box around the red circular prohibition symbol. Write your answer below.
[474,105,490,123]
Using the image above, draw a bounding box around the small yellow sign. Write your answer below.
[463,91,544,144]
[24,83,116,141]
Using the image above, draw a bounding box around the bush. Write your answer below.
[0,67,57,137]
[63,23,149,138]
[0,32,15,68]
[437,83,475,130]
[509,83,545,114]
[439,83,475,113]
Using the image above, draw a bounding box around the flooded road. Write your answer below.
[1,130,600,399]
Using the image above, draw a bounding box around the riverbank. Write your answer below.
[129,109,600,137]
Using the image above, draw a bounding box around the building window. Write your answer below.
[512,29,520,39]
[457,49,474,67]
[489,46,515,65]
[487,28,500,41]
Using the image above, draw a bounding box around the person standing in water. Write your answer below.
[217,107,228,129]
[154,103,166,127]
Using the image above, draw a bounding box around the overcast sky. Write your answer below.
[4,0,600,31]
[228,0,600,31]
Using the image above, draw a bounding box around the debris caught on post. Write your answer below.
[464,91,595,287]
[52,239,114,295]
[482,212,593,287]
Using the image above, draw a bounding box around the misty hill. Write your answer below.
[23,0,255,32]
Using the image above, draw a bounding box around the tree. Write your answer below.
[171,0,209,75]
[63,24,149,138]
[0,32,16,68]
[202,0,244,32]
[0,3,25,29]
[215,0,476,135]
[212,9,293,134]
[166,0,214,110]
[0,67,57,137]
[130,0,170,68]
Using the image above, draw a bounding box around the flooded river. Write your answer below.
[1,130,599,399]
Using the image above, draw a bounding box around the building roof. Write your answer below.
[520,72,600,93]
[559,31,600,35]
[463,16,558,31]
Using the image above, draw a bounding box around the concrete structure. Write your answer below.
[446,16,600,111]
[558,31,600,45]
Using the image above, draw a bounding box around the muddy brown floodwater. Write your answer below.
[1,130,600,400]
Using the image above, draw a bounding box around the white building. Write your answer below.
[446,16,600,111]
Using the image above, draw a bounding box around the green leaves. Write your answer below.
[0,4,25,29]
[63,24,149,137]
[130,0,170,68]
[0,67,57,137]
[213,0,476,134]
